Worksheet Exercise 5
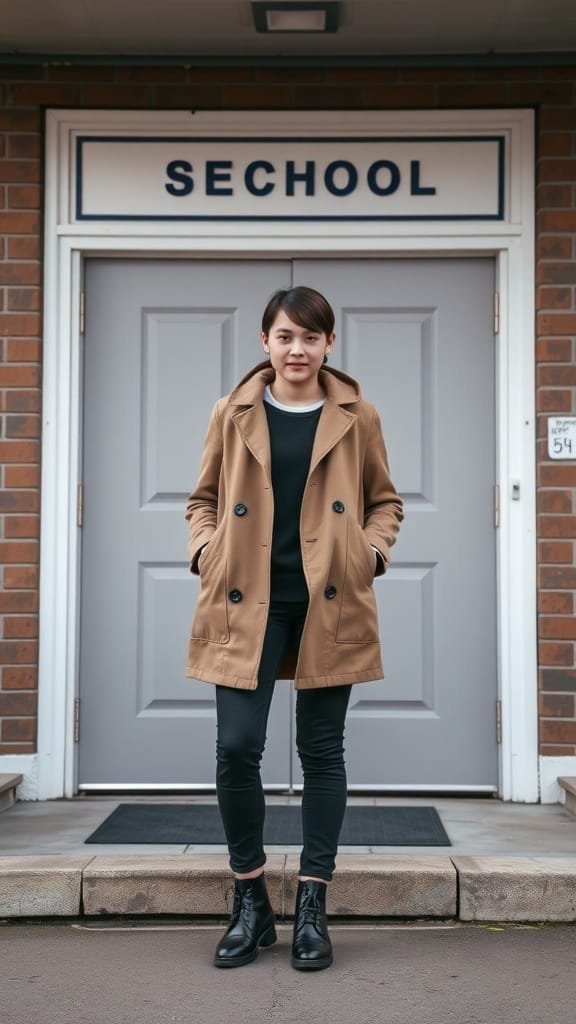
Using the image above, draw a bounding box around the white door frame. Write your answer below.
[23,108,537,800]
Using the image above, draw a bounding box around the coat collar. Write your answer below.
[229,362,361,479]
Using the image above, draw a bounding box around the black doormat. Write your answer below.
[85,803,451,846]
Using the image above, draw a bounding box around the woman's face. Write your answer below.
[261,311,334,389]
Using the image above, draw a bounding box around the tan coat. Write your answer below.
[185,362,403,690]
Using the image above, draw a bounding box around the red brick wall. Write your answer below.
[0,63,575,761]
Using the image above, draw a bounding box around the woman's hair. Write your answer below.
[261,286,335,337]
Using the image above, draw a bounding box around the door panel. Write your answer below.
[292,259,497,787]
[79,260,291,785]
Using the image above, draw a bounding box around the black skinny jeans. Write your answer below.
[215,600,352,882]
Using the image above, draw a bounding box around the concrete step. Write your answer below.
[1,854,576,922]
[558,777,576,818]
[0,773,22,814]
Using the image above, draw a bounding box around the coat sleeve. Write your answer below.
[362,407,404,576]
[185,399,224,574]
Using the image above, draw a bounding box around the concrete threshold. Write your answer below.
[2,853,576,923]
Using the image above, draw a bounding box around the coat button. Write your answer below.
[233,502,248,516]
[324,585,337,600]
[332,500,345,513]
[229,589,243,603]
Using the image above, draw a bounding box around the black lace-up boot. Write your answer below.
[291,879,333,971]
[214,874,277,968]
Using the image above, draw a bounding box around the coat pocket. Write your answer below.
[190,544,230,644]
[335,520,379,644]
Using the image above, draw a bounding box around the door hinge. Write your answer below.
[79,291,86,335]
[496,699,502,745]
[74,698,81,743]
[493,291,500,334]
[494,484,500,528]
[77,483,84,528]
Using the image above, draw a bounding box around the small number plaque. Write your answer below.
[548,417,576,460]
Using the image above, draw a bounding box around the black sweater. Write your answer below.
[264,397,323,602]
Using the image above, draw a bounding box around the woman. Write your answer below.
[185,286,403,971]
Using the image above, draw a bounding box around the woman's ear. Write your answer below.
[260,331,269,354]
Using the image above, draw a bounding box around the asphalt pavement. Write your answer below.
[2,920,576,1024]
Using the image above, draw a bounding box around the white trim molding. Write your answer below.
[540,756,576,804]
[5,107,536,801]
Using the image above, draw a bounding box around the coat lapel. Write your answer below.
[231,404,271,478]
[308,401,355,478]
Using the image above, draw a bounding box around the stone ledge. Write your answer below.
[286,854,457,917]
[454,856,576,922]
[0,773,23,814]
[558,777,576,818]
[82,855,285,917]
[0,855,93,918]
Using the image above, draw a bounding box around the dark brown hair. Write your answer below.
[261,286,335,337]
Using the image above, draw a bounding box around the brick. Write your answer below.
[510,83,573,104]
[539,693,575,717]
[541,720,576,743]
[188,68,255,83]
[0,691,37,715]
[400,67,468,82]
[4,566,39,588]
[537,262,576,285]
[10,83,82,105]
[0,641,37,665]
[7,185,41,210]
[0,743,35,754]
[223,85,292,109]
[0,440,39,462]
[4,615,39,638]
[7,289,42,312]
[6,339,41,361]
[537,237,573,260]
[537,289,572,311]
[541,669,576,692]
[537,314,576,336]
[4,466,40,489]
[257,68,326,84]
[539,465,576,487]
[0,212,39,234]
[539,617,576,639]
[49,67,115,82]
[363,85,435,108]
[539,108,576,130]
[538,133,574,157]
[7,135,40,159]
[326,68,397,83]
[540,745,575,755]
[0,365,41,386]
[538,641,573,665]
[537,184,573,209]
[0,111,40,131]
[0,541,38,563]
[292,84,367,108]
[538,592,573,613]
[473,67,534,81]
[538,540,573,563]
[116,67,187,83]
[4,391,41,413]
[537,365,576,386]
[536,340,572,362]
[536,389,572,413]
[537,490,572,513]
[538,515,576,538]
[437,84,506,105]
[5,414,40,438]
[7,237,40,259]
[0,313,41,337]
[0,591,38,613]
[2,667,38,689]
[1,719,36,741]
[0,263,41,285]
[538,211,576,232]
[0,490,40,512]
[5,517,40,540]
[82,85,152,106]
[0,161,40,184]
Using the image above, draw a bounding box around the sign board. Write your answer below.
[75,135,504,222]
[548,417,576,460]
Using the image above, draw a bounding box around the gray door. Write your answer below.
[79,257,497,789]
[79,260,292,786]
[292,259,497,787]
